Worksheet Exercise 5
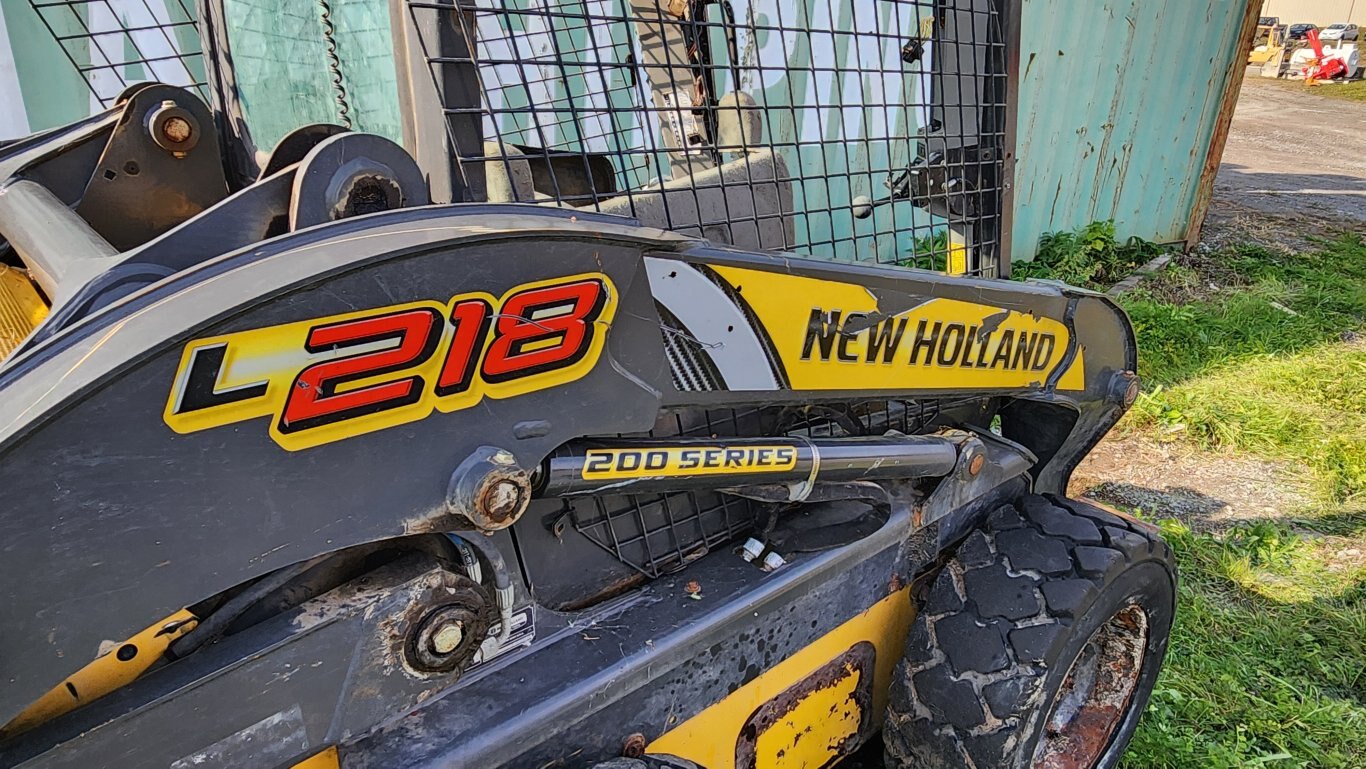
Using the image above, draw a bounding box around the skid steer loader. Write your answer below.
[0,0,1175,767]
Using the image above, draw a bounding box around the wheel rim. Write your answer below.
[1032,603,1150,769]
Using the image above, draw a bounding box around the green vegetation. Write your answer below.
[1124,238,1366,506]
[1012,220,1162,289]
[1257,76,1366,104]
[898,230,949,272]
[1121,516,1366,769]
[1024,224,1366,767]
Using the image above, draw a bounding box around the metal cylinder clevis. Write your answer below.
[536,434,960,498]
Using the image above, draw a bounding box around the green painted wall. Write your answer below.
[1010,0,1251,257]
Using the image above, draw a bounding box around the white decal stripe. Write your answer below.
[644,258,779,390]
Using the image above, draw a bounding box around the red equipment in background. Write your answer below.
[1304,28,1348,81]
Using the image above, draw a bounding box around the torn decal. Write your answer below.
[164,274,616,451]
[708,265,1086,391]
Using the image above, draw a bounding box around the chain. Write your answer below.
[317,0,353,129]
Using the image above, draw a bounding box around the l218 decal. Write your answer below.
[164,274,616,451]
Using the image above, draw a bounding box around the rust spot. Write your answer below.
[621,733,647,758]
[968,453,986,476]
[1033,604,1149,769]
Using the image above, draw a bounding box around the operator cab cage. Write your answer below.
[27,0,1010,276]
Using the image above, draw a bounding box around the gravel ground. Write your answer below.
[1069,436,1313,532]
[1212,76,1366,223]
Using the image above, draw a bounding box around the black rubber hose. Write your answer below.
[168,555,326,659]
[446,534,513,642]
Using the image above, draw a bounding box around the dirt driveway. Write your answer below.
[1213,77,1366,223]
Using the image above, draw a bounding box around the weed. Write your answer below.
[897,230,949,271]
[1013,220,1162,289]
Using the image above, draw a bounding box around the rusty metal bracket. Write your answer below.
[915,428,1037,528]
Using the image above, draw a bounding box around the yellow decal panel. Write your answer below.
[710,265,1086,391]
[164,274,616,451]
[746,642,873,768]
[582,445,797,480]
[648,587,914,769]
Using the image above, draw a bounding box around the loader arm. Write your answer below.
[0,1,1145,765]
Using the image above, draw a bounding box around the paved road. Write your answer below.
[1215,76,1366,222]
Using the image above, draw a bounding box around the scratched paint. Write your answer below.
[1010,0,1252,258]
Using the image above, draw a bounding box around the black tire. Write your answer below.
[884,494,1176,769]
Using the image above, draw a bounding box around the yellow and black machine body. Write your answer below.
[0,1,1175,768]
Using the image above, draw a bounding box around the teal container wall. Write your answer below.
[1010,0,1250,259]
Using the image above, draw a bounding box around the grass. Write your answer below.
[1122,238,1366,506]
[1254,75,1366,103]
[1120,517,1366,769]
[1023,224,1366,766]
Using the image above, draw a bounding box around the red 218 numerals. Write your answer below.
[276,278,608,433]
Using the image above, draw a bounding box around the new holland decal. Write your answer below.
[707,265,1085,391]
[165,274,616,451]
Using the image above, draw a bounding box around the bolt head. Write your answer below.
[162,116,193,144]
[430,621,464,654]
[484,479,522,519]
[968,453,986,476]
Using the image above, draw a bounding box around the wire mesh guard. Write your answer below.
[415,0,1008,274]
[27,0,207,108]
[23,0,1007,275]
[569,399,950,577]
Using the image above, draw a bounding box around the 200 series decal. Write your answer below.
[582,445,798,480]
[164,274,616,451]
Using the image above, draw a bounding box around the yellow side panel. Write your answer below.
[709,265,1086,392]
[752,652,866,767]
[647,587,914,769]
[0,266,47,360]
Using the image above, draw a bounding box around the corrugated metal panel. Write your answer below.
[1010,0,1253,258]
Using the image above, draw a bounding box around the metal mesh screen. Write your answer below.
[22,0,1009,276]
[27,0,207,108]
[404,0,1008,275]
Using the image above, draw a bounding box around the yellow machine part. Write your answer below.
[0,265,47,360]
[291,747,340,769]
[648,586,915,768]
[1,609,198,736]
